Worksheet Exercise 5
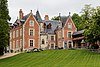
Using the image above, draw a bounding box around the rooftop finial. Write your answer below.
[59,13,61,22]
[69,12,71,16]
[17,16,18,19]
[31,10,32,13]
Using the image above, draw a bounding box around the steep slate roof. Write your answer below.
[21,10,42,22]
[35,10,42,22]
[72,30,84,36]
[60,16,69,27]
[42,20,62,34]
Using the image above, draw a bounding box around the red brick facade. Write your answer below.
[63,16,77,48]
[9,9,77,52]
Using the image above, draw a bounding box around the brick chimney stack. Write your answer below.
[44,15,49,21]
[19,9,24,19]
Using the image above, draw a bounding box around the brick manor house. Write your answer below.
[9,9,77,52]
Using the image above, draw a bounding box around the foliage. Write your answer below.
[0,0,10,55]
[51,16,59,20]
[72,13,82,30]
[91,44,99,49]
[83,5,100,43]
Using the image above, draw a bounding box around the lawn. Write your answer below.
[0,49,100,67]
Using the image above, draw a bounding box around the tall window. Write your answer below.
[16,40,18,48]
[30,40,34,47]
[68,23,72,29]
[68,32,71,38]
[30,20,34,26]
[20,28,22,36]
[13,31,15,38]
[16,30,19,37]
[51,44,54,49]
[13,41,15,49]
[29,29,34,36]
[20,39,22,48]
[42,39,45,44]
[51,36,54,41]
[58,31,61,38]
[10,42,12,49]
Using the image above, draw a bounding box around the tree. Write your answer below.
[0,0,10,55]
[72,13,82,30]
[80,4,95,30]
[82,5,100,43]
[51,16,59,20]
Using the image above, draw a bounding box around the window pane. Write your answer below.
[30,29,33,36]
[42,39,45,44]
[30,40,33,47]
[68,23,72,29]
[30,20,34,26]
[51,36,54,40]
[68,32,71,38]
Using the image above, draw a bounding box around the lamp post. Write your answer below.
[81,39,85,48]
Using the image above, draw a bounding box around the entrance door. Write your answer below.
[51,44,54,49]
[68,41,72,48]
[64,42,67,49]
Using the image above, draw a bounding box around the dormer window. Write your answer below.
[30,20,34,26]
[68,23,72,29]
[47,23,52,29]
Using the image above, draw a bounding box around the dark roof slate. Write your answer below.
[72,30,84,35]
[43,20,62,34]
[60,16,68,27]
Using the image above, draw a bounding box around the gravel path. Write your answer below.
[0,52,20,59]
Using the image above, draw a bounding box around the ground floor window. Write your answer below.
[16,40,18,48]
[30,40,34,47]
[42,39,45,44]
[51,44,54,49]
[68,41,72,48]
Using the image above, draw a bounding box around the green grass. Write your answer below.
[0,49,100,67]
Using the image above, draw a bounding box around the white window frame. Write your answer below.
[29,28,35,36]
[20,28,22,36]
[16,30,19,37]
[13,41,15,49]
[29,39,34,47]
[16,40,18,48]
[67,32,72,38]
[20,39,22,48]
[68,23,72,29]
[13,31,15,38]
[30,20,34,26]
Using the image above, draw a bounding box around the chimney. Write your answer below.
[44,15,49,21]
[19,9,24,19]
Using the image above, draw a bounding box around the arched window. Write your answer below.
[30,20,34,26]
[68,23,72,29]
[42,39,45,44]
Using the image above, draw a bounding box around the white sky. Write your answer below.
[8,0,100,23]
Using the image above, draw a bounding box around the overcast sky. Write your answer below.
[8,0,100,23]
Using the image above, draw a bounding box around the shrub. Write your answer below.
[91,44,99,49]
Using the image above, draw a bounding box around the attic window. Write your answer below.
[47,23,52,29]
[68,23,72,29]
[30,20,34,26]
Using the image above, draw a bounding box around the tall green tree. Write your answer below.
[72,13,82,30]
[80,4,95,30]
[0,0,10,55]
[82,5,100,43]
